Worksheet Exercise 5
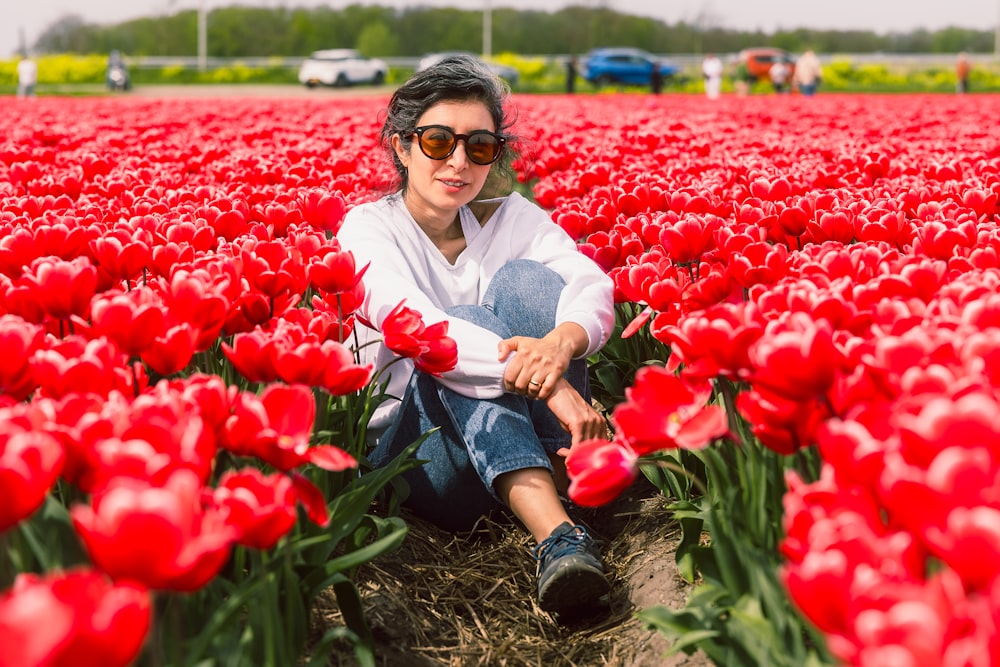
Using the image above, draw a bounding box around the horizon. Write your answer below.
[6,0,999,58]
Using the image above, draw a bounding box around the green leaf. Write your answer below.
[281,559,309,662]
[638,605,713,639]
[333,577,375,667]
[666,629,722,655]
[305,626,358,667]
[185,572,275,662]
[299,434,426,564]
[13,493,87,573]
[726,595,788,667]
[674,515,705,583]
[302,518,408,598]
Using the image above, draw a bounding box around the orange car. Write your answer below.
[738,48,796,82]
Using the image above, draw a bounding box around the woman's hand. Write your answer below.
[543,378,607,446]
[497,322,588,399]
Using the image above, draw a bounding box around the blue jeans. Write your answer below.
[370,259,590,531]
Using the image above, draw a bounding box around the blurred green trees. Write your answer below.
[29,4,998,58]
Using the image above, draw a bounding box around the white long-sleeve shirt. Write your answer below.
[336,191,615,438]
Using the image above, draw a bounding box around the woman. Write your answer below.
[337,55,616,617]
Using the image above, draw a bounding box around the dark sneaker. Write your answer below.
[533,521,610,616]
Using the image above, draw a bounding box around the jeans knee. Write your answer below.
[487,260,565,309]
[446,304,512,338]
[494,259,564,292]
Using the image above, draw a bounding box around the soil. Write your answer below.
[314,476,713,667]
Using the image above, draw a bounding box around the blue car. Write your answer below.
[582,47,678,87]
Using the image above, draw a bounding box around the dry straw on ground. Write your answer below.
[315,478,712,666]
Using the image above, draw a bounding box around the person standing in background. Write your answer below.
[650,60,663,94]
[956,52,972,93]
[793,49,823,96]
[702,53,723,99]
[769,60,790,93]
[16,54,37,98]
[565,56,577,94]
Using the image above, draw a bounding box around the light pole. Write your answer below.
[995,0,1000,57]
[198,0,207,71]
[483,0,492,59]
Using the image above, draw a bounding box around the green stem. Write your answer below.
[716,377,744,443]
[255,550,277,667]
[0,532,12,589]
[283,540,296,661]
[646,457,709,498]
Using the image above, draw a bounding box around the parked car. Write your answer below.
[298,49,388,88]
[581,47,679,87]
[737,48,796,83]
[416,52,520,85]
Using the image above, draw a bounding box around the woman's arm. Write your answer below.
[337,205,512,398]
[494,195,616,398]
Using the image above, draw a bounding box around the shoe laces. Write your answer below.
[532,524,590,565]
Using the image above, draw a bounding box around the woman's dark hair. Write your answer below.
[380,54,518,197]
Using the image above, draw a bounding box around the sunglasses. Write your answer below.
[412,125,506,166]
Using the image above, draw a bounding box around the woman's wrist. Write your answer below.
[546,322,588,359]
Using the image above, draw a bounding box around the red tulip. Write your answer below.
[282,305,355,343]
[0,226,37,280]
[141,322,199,376]
[87,287,166,359]
[222,383,357,472]
[0,314,44,401]
[151,241,196,278]
[748,315,839,403]
[240,240,308,299]
[212,468,298,549]
[380,302,458,375]
[71,469,235,592]
[322,342,373,395]
[413,321,458,377]
[0,425,64,533]
[777,202,810,238]
[222,328,281,383]
[15,256,98,322]
[564,438,639,507]
[308,248,365,294]
[782,548,853,635]
[806,210,856,245]
[653,303,762,381]
[156,267,233,350]
[0,568,151,667]
[615,253,689,313]
[0,570,75,667]
[612,366,729,455]
[737,390,830,455]
[271,325,331,387]
[31,335,127,400]
[297,189,347,232]
[657,213,721,264]
[89,229,153,286]
[727,240,790,289]
[381,302,430,358]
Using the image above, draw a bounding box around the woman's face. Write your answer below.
[393,100,496,226]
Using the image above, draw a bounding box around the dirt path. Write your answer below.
[317,478,713,666]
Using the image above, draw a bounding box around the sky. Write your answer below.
[7,0,1000,57]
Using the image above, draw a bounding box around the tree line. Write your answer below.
[33,3,995,58]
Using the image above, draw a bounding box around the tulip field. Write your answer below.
[2,90,999,666]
